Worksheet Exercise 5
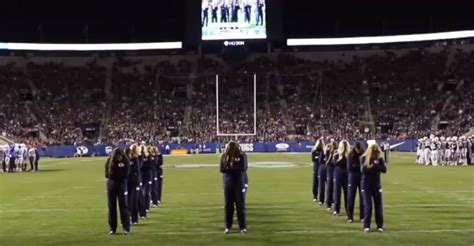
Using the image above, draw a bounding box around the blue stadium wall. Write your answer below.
[37,140,417,158]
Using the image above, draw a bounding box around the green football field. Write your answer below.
[0,152,473,246]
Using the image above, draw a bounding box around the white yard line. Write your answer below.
[0,228,472,237]
[274,228,474,235]
[1,203,472,213]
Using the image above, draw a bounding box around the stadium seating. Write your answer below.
[1,43,473,145]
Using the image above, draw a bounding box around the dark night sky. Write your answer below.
[0,0,473,42]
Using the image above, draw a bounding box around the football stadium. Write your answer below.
[0,1,473,245]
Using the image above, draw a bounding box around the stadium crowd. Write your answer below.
[0,45,473,146]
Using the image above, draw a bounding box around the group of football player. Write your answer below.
[0,144,40,173]
[416,135,473,166]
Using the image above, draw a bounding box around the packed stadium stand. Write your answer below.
[1,42,473,145]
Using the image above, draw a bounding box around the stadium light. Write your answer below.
[287,30,474,46]
[0,42,182,51]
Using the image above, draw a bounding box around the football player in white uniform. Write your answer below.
[430,137,440,166]
[439,137,447,165]
[449,137,458,166]
[423,137,431,165]
[15,144,23,172]
[21,144,28,171]
[459,136,468,166]
[0,145,6,173]
[416,139,423,164]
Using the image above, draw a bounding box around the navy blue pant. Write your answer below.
[317,164,327,203]
[223,175,246,230]
[141,169,152,211]
[362,187,384,229]
[312,162,319,200]
[127,179,139,223]
[8,157,16,172]
[333,166,348,214]
[243,172,249,199]
[137,175,147,218]
[325,165,334,208]
[151,168,159,205]
[156,172,163,203]
[347,172,363,221]
[106,179,130,232]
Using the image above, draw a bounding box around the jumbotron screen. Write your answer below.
[201,0,266,40]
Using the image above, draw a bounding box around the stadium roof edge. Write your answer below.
[287,30,474,46]
[0,41,182,51]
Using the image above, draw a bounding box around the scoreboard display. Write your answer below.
[201,0,267,40]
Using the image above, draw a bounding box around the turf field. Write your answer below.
[0,152,473,246]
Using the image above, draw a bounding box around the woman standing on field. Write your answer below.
[105,148,130,235]
[220,141,248,234]
[361,143,387,233]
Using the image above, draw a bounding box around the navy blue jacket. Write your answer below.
[155,154,163,175]
[105,157,130,182]
[360,157,387,190]
[311,149,323,171]
[128,157,140,184]
[141,155,151,172]
[220,154,247,176]
[334,154,348,169]
[348,152,362,173]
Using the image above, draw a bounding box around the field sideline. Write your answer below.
[0,152,473,246]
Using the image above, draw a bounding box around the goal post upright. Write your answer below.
[215,74,220,135]
[253,73,257,136]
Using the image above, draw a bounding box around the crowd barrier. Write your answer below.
[37,139,417,158]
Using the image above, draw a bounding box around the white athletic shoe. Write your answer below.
[124,231,130,235]
[333,211,339,216]
[224,228,230,234]
[313,198,317,202]
[377,228,384,233]
[363,228,370,233]
[347,219,353,223]
[109,231,116,235]
[240,229,247,234]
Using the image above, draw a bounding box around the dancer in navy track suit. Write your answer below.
[125,148,140,225]
[325,141,337,210]
[156,147,164,204]
[134,143,147,219]
[151,146,164,206]
[318,143,331,206]
[241,150,249,198]
[141,144,152,212]
[347,142,364,223]
[105,148,130,235]
[361,143,387,233]
[150,146,158,207]
[332,140,350,216]
[311,138,325,203]
[221,141,248,234]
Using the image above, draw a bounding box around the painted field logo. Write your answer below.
[250,162,298,168]
[175,161,298,169]
[275,143,290,152]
